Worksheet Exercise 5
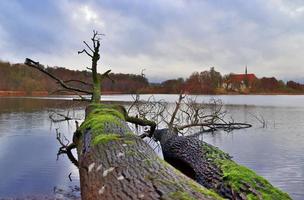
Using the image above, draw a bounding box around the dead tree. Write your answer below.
[77,30,102,103]
[127,94,291,200]
[128,94,252,136]
[24,31,225,200]
[25,31,112,102]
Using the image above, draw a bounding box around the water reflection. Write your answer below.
[0,98,85,198]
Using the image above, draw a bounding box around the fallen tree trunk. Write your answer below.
[74,104,223,200]
[153,129,292,200]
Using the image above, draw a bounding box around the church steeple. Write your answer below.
[244,65,249,88]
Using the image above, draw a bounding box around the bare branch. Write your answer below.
[128,94,252,138]
[68,173,73,182]
[49,110,81,123]
[78,49,93,58]
[100,69,114,83]
[92,30,104,40]
[92,30,104,48]
[126,115,156,137]
[249,112,267,128]
[24,58,93,95]
[127,94,140,114]
[177,122,252,131]
[168,93,186,129]
[83,41,94,53]
[56,129,78,167]
[64,79,93,87]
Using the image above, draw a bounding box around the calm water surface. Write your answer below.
[0,98,85,198]
[0,95,304,199]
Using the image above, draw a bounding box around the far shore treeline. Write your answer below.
[0,60,304,96]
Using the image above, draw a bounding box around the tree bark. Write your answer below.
[154,129,291,200]
[75,104,223,200]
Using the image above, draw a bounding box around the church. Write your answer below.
[223,67,257,91]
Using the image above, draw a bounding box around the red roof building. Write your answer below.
[230,74,257,84]
[223,72,257,91]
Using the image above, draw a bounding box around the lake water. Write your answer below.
[0,98,84,199]
[0,95,304,199]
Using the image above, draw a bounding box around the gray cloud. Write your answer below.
[0,0,304,82]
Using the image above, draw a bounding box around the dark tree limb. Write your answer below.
[78,49,93,58]
[49,112,72,123]
[24,58,93,95]
[168,93,186,129]
[177,122,252,132]
[56,128,79,167]
[83,41,94,53]
[63,79,93,87]
[49,110,82,123]
[125,115,156,137]
[127,94,252,137]
[100,69,115,83]
[91,30,104,48]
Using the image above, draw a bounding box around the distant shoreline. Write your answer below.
[1,90,304,97]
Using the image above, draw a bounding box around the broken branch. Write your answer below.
[24,58,93,95]
[78,49,93,58]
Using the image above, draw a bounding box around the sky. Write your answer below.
[0,0,304,82]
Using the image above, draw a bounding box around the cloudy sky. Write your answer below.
[1,0,304,82]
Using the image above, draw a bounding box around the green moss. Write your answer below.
[92,133,120,145]
[81,114,121,136]
[125,131,135,137]
[202,143,291,200]
[121,131,136,145]
[79,104,126,138]
[86,103,125,120]
[157,157,174,169]
[168,191,196,200]
[143,158,153,167]
[77,103,134,149]
[154,175,224,200]
[124,140,135,145]
[220,160,291,200]
[126,149,138,157]
[247,193,257,200]
[186,179,224,200]
[202,142,230,161]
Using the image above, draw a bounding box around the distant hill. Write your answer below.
[0,61,303,95]
[0,61,149,95]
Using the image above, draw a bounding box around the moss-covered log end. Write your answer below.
[202,143,292,200]
[77,103,133,155]
[80,104,128,137]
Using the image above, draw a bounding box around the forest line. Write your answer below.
[1,61,303,96]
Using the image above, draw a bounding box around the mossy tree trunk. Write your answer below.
[91,39,101,103]
[153,129,292,200]
[75,104,223,200]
